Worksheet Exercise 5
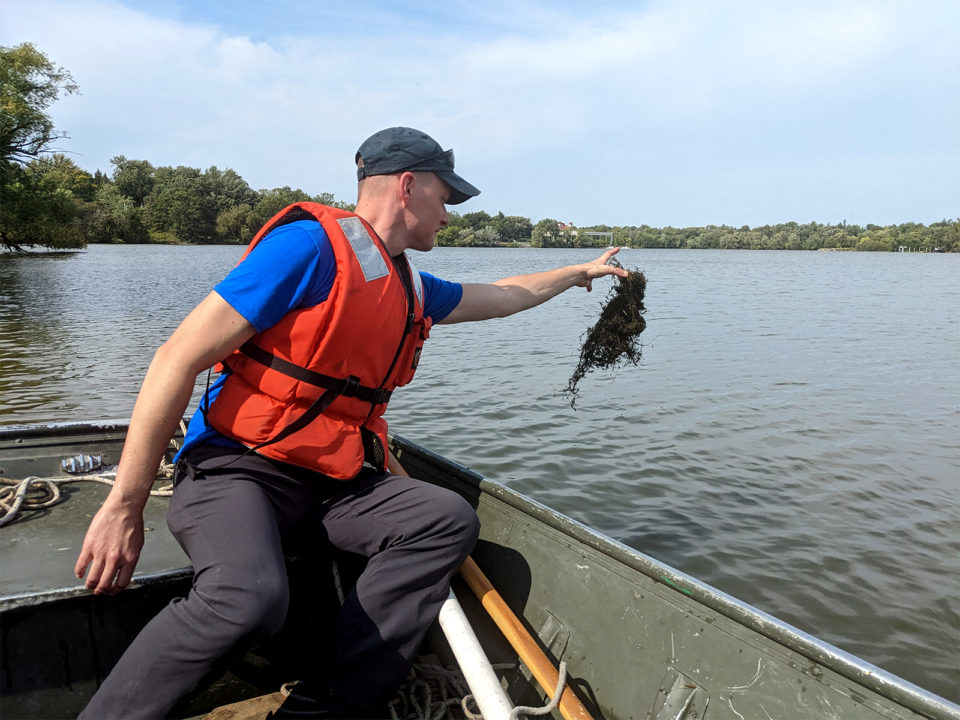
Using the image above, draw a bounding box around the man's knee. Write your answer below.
[458,498,481,548]
[433,490,481,552]
[200,574,290,642]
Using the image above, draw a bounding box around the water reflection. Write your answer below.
[0,246,241,421]
[1,252,80,417]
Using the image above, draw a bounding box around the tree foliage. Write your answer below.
[110,155,154,206]
[0,43,78,169]
[84,183,150,244]
[585,220,958,253]
[1,155,90,249]
[1,43,82,249]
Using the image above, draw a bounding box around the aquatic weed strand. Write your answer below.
[562,260,646,408]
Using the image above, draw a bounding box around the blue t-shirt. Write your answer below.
[177,220,462,457]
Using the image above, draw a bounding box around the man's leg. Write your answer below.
[279,471,480,716]
[79,450,315,720]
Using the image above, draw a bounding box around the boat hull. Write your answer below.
[1,421,956,720]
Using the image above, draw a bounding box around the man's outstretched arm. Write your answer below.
[439,247,629,324]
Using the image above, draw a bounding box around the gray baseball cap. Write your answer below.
[355,127,480,205]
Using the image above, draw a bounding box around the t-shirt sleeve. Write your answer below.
[214,220,335,333]
[421,271,462,323]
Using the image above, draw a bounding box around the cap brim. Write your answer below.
[436,170,480,205]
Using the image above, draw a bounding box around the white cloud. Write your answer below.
[2,0,957,224]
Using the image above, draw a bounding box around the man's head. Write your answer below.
[355,127,480,205]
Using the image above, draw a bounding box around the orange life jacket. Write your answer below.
[206,202,431,479]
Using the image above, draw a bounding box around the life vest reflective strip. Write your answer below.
[206,202,430,479]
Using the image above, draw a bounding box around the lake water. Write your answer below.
[1,244,958,701]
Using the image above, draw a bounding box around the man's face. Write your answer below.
[405,173,450,251]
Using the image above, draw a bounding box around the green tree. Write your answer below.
[216,203,258,244]
[36,153,95,201]
[472,225,499,246]
[491,212,533,244]
[461,210,492,229]
[435,225,464,246]
[531,218,559,247]
[204,165,257,215]
[1,43,80,249]
[111,155,155,206]
[0,43,78,170]
[0,158,85,248]
[84,183,149,243]
[252,186,315,227]
[855,235,894,252]
[145,165,219,243]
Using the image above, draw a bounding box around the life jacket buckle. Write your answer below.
[344,375,362,395]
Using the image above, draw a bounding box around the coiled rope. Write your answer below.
[385,657,569,720]
[388,656,474,720]
[0,425,183,528]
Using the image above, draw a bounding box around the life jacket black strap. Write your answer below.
[192,385,344,472]
[243,384,388,470]
[247,385,341,455]
[239,341,392,405]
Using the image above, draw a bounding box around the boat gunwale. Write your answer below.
[0,568,193,611]
[1,419,957,719]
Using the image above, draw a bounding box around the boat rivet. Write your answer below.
[811,667,823,678]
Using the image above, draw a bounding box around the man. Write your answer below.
[75,127,628,719]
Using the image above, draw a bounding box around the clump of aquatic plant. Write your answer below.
[562,260,646,408]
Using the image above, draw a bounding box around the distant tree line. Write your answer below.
[11,152,353,248]
[2,151,353,249]
[439,213,958,253]
[548,219,958,253]
[2,43,956,253]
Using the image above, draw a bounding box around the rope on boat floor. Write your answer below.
[386,657,568,720]
[388,656,475,720]
[0,425,183,528]
[0,472,174,527]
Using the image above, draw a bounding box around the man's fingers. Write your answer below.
[84,556,105,592]
[600,246,620,263]
[74,549,91,579]
[94,557,121,595]
[113,563,136,594]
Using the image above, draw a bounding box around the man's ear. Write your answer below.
[398,172,416,205]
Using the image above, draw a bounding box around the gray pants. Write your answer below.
[79,445,480,719]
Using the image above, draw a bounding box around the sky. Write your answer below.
[2,0,958,228]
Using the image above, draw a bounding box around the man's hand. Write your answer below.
[577,247,630,292]
[74,491,145,595]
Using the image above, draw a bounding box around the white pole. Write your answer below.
[438,588,514,720]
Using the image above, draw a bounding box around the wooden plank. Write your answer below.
[204,691,285,720]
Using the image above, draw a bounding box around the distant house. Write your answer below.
[584,231,614,246]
